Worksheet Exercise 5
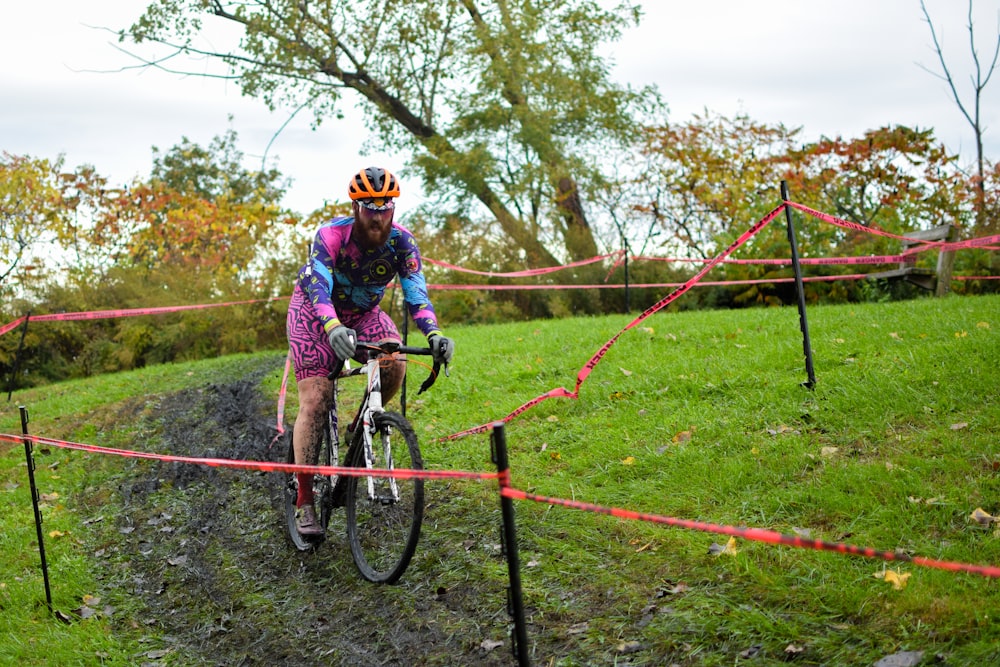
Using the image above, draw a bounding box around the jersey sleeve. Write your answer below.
[298,218,352,333]
[395,227,442,338]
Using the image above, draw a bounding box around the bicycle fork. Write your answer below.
[361,359,401,505]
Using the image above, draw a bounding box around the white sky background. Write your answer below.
[1,0,998,217]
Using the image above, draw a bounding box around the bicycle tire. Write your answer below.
[282,423,333,551]
[345,411,424,584]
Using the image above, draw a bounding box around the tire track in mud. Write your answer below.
[88,354,513,666]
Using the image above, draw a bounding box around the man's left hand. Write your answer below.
[429,334,454,364]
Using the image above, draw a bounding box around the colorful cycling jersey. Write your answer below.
[296,216,441,338]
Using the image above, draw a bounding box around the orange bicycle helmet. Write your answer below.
[348,166,400,200]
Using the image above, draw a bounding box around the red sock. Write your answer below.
[296,473,314,507]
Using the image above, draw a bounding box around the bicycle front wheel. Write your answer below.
[345,411,424,584]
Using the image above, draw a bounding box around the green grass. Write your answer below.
[2,296,999,665]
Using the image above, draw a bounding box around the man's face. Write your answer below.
[352,199,395,249]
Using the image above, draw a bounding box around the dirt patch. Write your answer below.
[85,355,530,666]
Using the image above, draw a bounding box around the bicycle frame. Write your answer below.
[332,341,439,503]
[335,351,399,504]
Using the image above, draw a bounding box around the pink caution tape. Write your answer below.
[0,432,498,482]
[501,486,1000,579]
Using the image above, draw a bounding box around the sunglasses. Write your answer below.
[358,197,395,211]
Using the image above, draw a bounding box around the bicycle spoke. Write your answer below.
[346,412,423,584]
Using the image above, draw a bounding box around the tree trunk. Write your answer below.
[556,176,599,261]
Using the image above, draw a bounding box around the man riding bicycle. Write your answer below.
[287,166,454,537]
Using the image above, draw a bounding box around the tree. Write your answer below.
[631,114,974,306]
[783,126,970,242]
[919,0,1000,231]
[120,0,660,267]
[0,154,69,298]
[66,129,300,288]
[635,112,800,260]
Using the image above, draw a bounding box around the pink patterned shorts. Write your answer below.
[286,284,400,382]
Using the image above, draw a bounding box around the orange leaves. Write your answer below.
[708,536,738,556]
[873,568,911,590]
[671,429,692,444]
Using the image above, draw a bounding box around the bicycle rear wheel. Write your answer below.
[282,424,333,551]
[345,411,424,583]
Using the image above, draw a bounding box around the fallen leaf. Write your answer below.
[616,640,643,654]
[976,321,990,329]
[873,569,910,590]
[546,415,559,423]
[167,555,188,567]
[41,492,59,502]
[970,507,997,526]
[619,367,633,377]
[740,644,763,659]
[785,644,806,656]
[657,581,688,596]
[950,422,969,431]
[874,650,925,667]
[820,446,839,458]
[907,496,944,505]
[549,451,561,461]
[621,456,635,466]
[672,430,692,444]
[955,330,968,338]
[566,621,589,635]
[48,530,65,538]
[480,639,504,652]
[708,537,738,556]
[889,332,901,339]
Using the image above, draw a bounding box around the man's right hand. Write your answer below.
[327,325,357,360]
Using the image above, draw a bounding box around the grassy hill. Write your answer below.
[2,295,999,665]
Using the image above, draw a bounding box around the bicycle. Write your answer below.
[281,339,448,583]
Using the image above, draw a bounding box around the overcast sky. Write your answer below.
[2,1,998,215]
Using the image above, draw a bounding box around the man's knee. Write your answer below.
[297,376,333,417]
[380,356,407,403]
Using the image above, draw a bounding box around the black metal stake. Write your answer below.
[20,406,53,614]
[622,232,631,314]
[780,181,817,389]
[7,312,30,401]
[491,422,530,667]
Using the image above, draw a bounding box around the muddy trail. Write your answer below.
[84,355,537,666]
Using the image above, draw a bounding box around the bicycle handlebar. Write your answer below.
[340,341,448,394]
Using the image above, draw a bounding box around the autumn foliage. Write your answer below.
[1,116,997,389]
